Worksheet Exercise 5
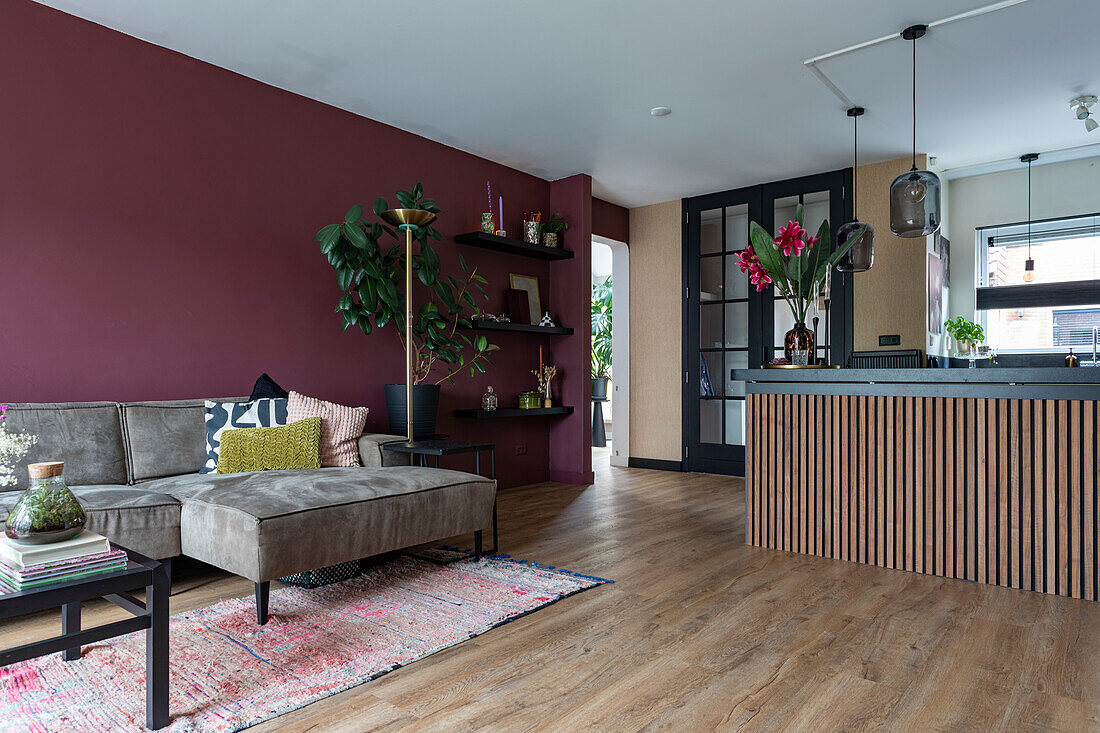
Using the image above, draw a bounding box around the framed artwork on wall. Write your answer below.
[509,273,541,325]
[928,253,944,334]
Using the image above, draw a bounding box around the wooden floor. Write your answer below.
[4,453,1100,731]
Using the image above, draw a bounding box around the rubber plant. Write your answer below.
[314,184,498,383]
[591,275,612,380]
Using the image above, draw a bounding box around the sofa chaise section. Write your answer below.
[178,466,496,622]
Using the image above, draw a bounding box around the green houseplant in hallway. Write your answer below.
[591,275,612,400]
[315,184,498,437]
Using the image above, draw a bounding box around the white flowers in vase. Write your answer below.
[0,405,37,487]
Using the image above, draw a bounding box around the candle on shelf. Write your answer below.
[539,345,543,374]
[499,196,504,231]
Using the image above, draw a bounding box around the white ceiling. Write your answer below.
[35,0,1100,207]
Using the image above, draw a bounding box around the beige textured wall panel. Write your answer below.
[853,156,929,352]
[629,200,682,463]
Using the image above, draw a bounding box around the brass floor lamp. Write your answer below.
[379,208,437,441]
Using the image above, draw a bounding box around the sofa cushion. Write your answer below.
[216,417,322,474]
[249,373,289,400]
[287,391,368,467]
[0,485,180,560]
[201,398,288,473]
[122,399,212,481]
[179,466,496,581]
[0,402,128,492]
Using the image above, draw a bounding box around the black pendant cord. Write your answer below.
[853,113,859,219]
[1027,158,1032,259]
[911,35,917,172]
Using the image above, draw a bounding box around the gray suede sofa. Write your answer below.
[1,400,497,623]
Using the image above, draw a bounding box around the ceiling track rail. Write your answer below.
[803,0,1033,107]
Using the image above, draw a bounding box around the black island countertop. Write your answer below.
[731,367,1100,399]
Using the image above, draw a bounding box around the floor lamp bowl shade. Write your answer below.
[889,169,941,237]
[835,220,875,272]
[380,208,437,229]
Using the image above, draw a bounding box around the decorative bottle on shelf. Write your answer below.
[481,386,498,411]
[1066,349,1080,368]
[5,462,87,544]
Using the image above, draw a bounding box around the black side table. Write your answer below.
[0,545,170,729]
[592,396,608,447]
[383,440,498,555]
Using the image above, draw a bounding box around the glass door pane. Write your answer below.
[724,400,745,446]
[725,302,749,347]
[701,208,722,254]
[724,351,748,396]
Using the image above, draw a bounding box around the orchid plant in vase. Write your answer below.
[738,204,865,364]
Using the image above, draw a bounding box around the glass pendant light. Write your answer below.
[1021,152,1038,282]
[889,25,942,238]
[837,106,875,271]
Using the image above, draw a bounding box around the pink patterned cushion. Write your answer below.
[286,391,368,467]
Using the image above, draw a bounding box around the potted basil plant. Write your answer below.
[944,316,985,357]
[315,184,499,438]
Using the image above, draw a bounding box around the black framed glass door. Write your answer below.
[682,169,853,476]
[682,187,762,476]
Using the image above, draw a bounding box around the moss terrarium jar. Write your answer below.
[4,462,87,544]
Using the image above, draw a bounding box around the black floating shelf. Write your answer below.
[454,232,574,261]
[460,321,574,336]
[453,406,575,419]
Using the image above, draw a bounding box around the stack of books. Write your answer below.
[0,531,127,593]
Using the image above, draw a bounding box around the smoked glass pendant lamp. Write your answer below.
[889,25,942,238]
[837,106,874,271]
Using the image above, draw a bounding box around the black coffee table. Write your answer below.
[384,439,498,555]
[0,545,170,729]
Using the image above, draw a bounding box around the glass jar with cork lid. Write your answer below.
[4,461,87,544]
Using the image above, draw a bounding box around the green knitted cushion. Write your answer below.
[216,416,323,474]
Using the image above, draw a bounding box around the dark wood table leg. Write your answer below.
[61,601,81,661]
[146,560,170,730]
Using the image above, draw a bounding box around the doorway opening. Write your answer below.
[592,235,629,468]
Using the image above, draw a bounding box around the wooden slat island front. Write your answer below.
[734,368,1100,601]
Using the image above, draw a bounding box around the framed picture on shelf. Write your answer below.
[505,288,530,325]
[509,273,541,325]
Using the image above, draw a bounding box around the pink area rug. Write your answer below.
[0,552,609,732]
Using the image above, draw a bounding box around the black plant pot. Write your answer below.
[384,384,440,440]
[591,377,608,401]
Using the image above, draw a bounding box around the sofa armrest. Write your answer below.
[358,433,411,467]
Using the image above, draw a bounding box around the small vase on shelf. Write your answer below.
[481,386,498,411]
[481,213,494,234]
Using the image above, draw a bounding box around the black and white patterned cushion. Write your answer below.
[200,398,288,473]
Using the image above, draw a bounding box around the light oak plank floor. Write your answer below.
[4,456,1099,732]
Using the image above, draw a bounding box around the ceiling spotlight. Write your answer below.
[1077,105,1091,120]
[1087,117,1099,133]
[650,106,672,117]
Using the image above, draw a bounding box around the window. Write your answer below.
[976,213,1100,353]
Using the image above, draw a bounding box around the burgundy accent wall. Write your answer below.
[548,175,594,485]
[0,0,588,488]
[592,198,630,243]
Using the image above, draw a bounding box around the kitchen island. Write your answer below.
[732,367,1100,601]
